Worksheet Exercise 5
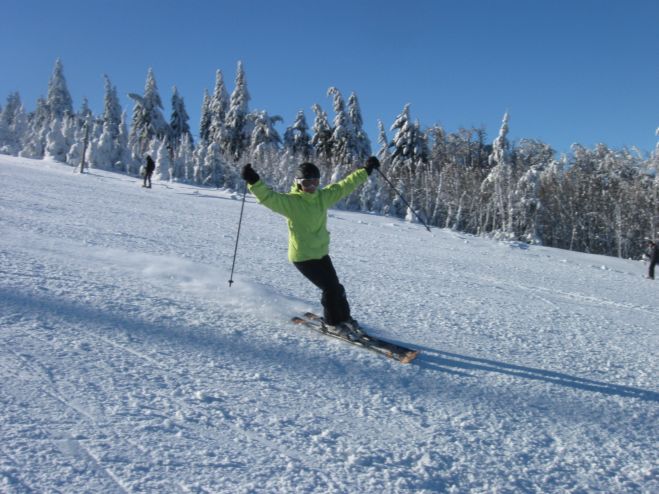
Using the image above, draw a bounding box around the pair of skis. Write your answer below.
[291,312,418,364]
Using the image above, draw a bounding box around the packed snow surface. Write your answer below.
[0,155,657,493]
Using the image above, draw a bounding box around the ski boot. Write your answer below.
[326,319,365,341]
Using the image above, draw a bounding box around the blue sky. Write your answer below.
[2,0,657,155]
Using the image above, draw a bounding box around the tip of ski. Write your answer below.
[399,351,419,364]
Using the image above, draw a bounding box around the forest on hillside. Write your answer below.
[1,59,657,259]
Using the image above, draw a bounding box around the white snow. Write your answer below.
[0,155,657,493]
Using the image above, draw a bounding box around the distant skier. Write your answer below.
[143,155,155,188]
[646,240,658,280]
[241,157,380,338]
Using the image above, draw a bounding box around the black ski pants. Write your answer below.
[143,170,153,188]
[293,255,351,326]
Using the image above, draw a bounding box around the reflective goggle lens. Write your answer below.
[297,178,319,187]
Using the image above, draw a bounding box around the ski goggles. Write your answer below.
[296,177,320,188]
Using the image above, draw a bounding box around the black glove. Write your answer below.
[363,156,380,175]
[241,164,260,185]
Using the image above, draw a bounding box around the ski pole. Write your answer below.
[374,168,431,232]
[228,181,248,287]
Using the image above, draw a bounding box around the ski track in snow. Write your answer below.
[1,156,658,493]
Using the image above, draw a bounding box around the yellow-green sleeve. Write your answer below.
[320,168,368,206]
[248,180,294,217]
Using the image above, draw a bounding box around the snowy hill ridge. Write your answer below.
[1,155,657,493]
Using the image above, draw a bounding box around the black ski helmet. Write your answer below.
[295,162,320,180]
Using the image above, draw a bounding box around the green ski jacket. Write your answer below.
[248,168,368,262]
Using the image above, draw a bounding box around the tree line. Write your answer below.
[1,59,657,259]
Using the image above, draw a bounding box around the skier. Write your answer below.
[143,155,155,188]
[241,157,380,338]
[646,240,658,280]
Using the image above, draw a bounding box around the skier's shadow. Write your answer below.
[412,344,659,402]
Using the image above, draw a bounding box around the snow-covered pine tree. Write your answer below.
[390,104,428,175]
[199,89,212,144]
[389,178,408,218]
[10,104,28,157]
[128,68,169,157]
[327,87,362,209]
[175,133,195,182]
[249,111,282,163]
[376,119,391,164]
[40,59,75,163]
[369,120,391,213]
[61,115,76,163]
[20,125,47,159]
[389,104,429,220]
[248,110,282,185]
[389,104,411,178]
[414,126,432,223]
[425,126,448,227]
[143,69,168,138]
[46,58,73,120]
[327,87,351,171]
[511,139,555,244]
[0,92,25,155]
[311,104,333,180]
[95,123,115,170]
[222,61,251,160]
[103,76,122,142]
[77,98,93,131]
[20,97,50,159]
[114,112,131,172]
[481,112,513,236]
[534,157,564,247]
[170,86,192,150]
[32,97,51,131]
[66,112,92,171]
[128,99,146,158]
[208,70,229,144]
[357,120,390,214]
[0,94,14,153]
[192,142,207,184]
[155,138,172,182]
[203,141,225,187]
[515,162,544,243]
[44,117,68,162]
[327,88,364,209]
[60,99,92,168]
[347,91,371,162]
[84,117,103,170]
[94,76,123,169]
[283,110,313,162]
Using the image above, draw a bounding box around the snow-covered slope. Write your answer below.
[1,155,657,493]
